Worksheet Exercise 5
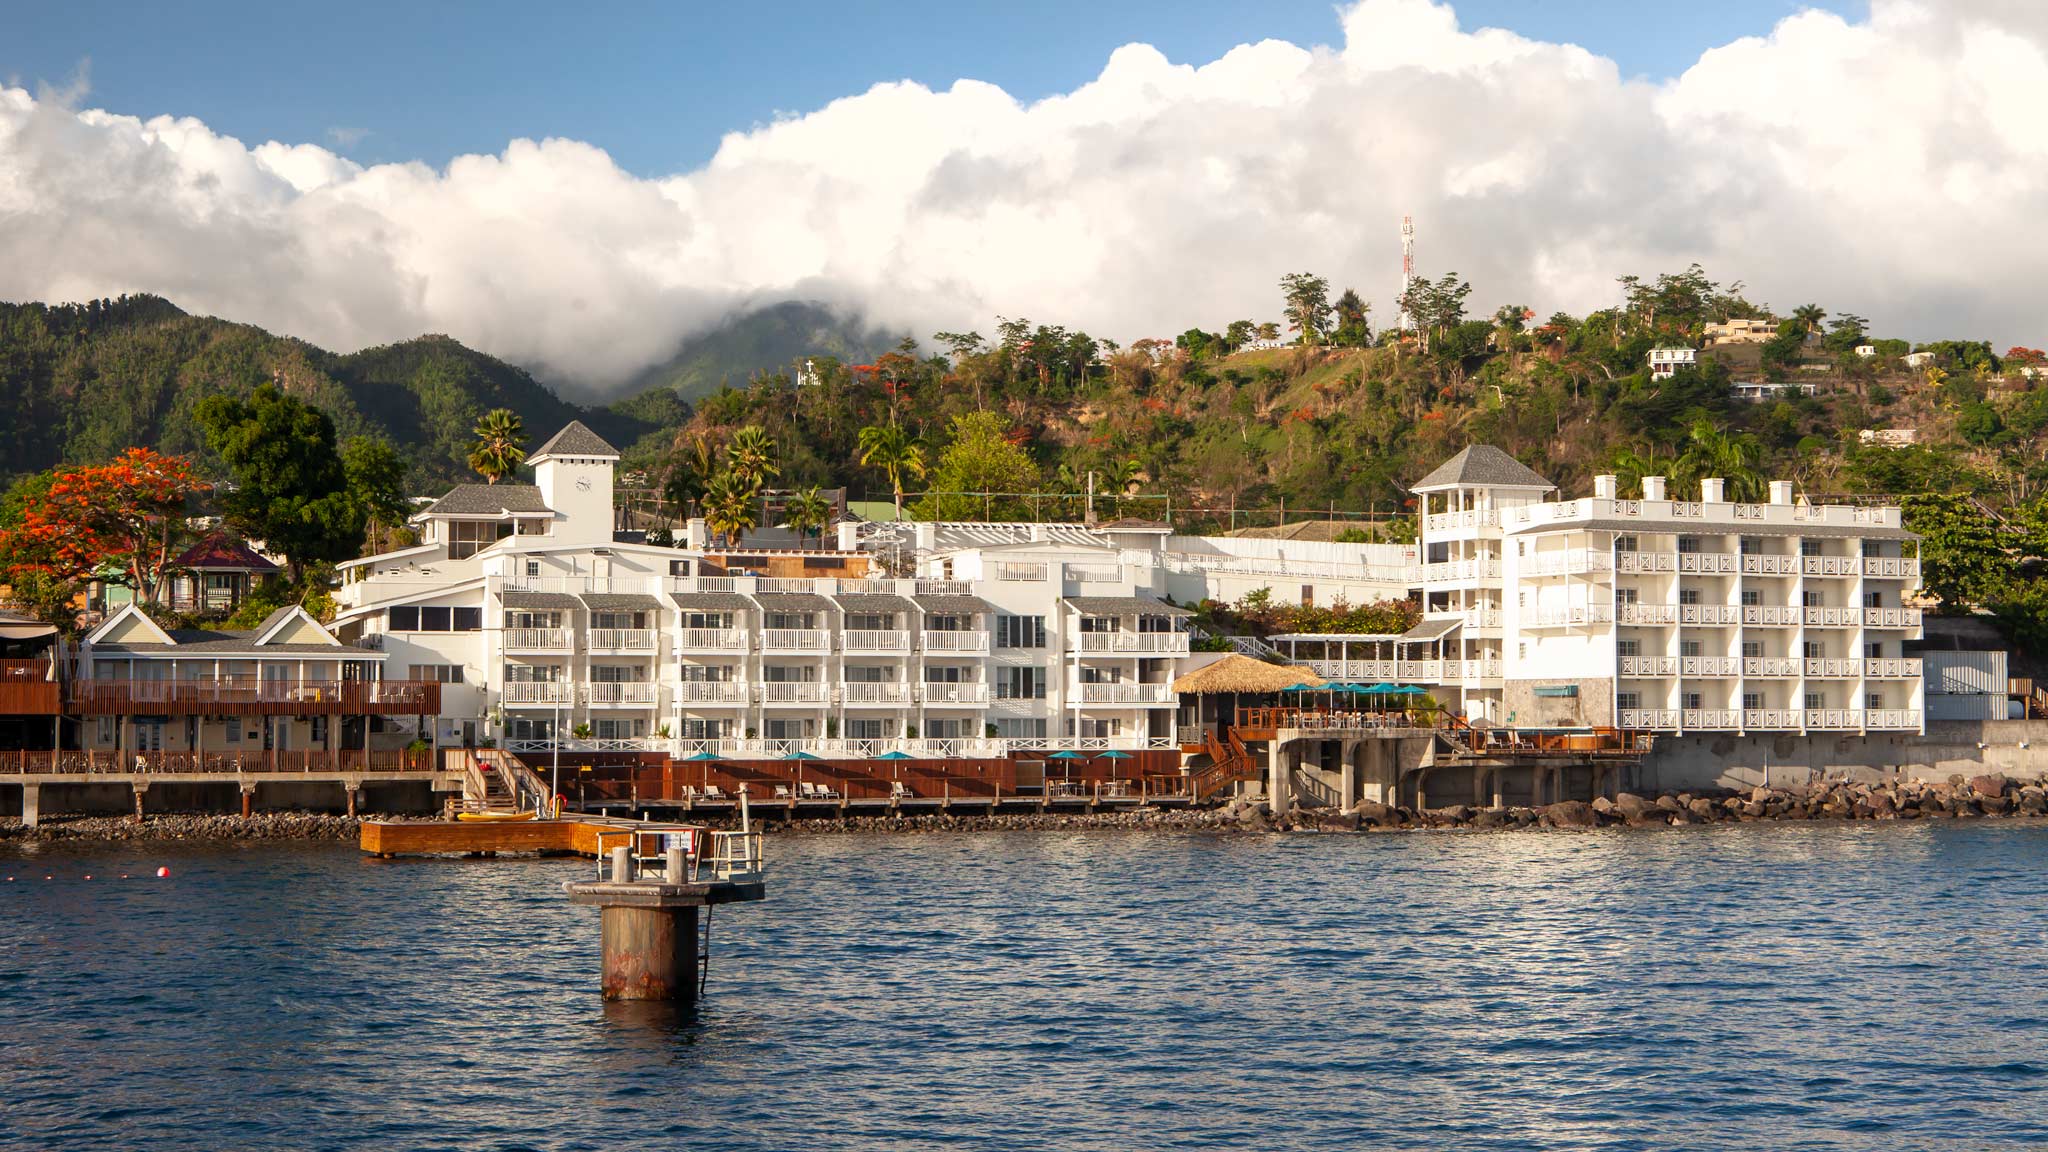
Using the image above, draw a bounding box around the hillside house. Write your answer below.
[1648,347,1698,380]
[1703,318,1776,345]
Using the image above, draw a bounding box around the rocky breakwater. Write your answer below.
[1,812,369,843]
[1253,774,2048,832]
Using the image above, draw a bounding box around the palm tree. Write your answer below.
[1111,457,1144,518]
[467,409,527,484]
[857,423,927,520]
[701,472,757,547]
[784,485,833,549]
[1792,304,1826,337]
[725,425,779,493]
[1675,420,1766,502]
[660,430,718,517]
[1607,447,1667,498]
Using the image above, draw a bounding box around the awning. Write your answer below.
[0,619,57,641]
[1400,618,1462,643]
[1532,685,1580,697]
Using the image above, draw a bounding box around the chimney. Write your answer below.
[1593,474,1618,499]
[1642,476,1667,501]
[1701,478,1725,503]
[1769,480,1794,505]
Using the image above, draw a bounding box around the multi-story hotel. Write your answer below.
[1274,446,1924,736]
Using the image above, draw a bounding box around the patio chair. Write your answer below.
[890,780,912,799]
[703,785,725,801]
[774,784,792,799]
[816,781,842,800]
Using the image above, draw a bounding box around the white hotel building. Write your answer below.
[330,425,1924,753]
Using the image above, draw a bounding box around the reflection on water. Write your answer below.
[4,824,2048,1150]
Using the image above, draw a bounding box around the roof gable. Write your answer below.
[530,421,620,461]
[254,606,339,647]
[175,535,280,572]
[1411,445,1556,493]
[88,604,174,646]
[421,484,550,518]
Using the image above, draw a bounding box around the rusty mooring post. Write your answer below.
[563,822,764,1002]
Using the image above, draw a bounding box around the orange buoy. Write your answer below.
[156,866,170,878]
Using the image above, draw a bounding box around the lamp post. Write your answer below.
[551,700,562,818]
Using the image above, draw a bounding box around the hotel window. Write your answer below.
[923,666,966,683]
[1677,536,1702,554]
[925,719,968,739]
[593,719,645,741]
[1617,692,1641,712]
[1805,692,1825,710]
[995,615,1047,649]
[1616,535,1637,553]
[592,611,645,630]
[845,613,894,632]
[1682,692,1703,710]
[1616,588,1638,605]
[1078,719,1122,739]
[765,612,814,630]
[762,665,814,683]
[447,520,513,561]
[1741,588,1761,606]
[1617,639,1639,658]
[1865,642,1883,658]
[506,717,555,741]
[1863,591,1883,608]
[678,665,733,682]
[844,666,891,683]
[505,665,560,682]
[1137,615,1176,634]
[677,719,727,740]
[1300,585,1315,606]
[1741,641,1762,659]
[1740,537,1760,555]
[764,719,811,740]
[590,665,644,683]
[995,717,1048,739]
[995,666,1047,700]
[1803,591,1823,607]
[1866,693,1884,711]
[1680,640,1702,657]
[525,560,540,577]
[681,611,732,630]
[1743,692,1763,711]
[1801,539,1822,557]
[310,717,328,744]
[1078,616,1120,633]
[845,719,890,740]
[924,614,965,632]
[506,610,558,630]
[1078,666,1121,684]
[406,664,465,684]
[1679,588,1702,605]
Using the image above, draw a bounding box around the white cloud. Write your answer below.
[2,0,2046,394]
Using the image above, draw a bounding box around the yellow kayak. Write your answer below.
[456,810,538,823]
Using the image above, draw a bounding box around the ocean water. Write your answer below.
[3,823,2046,1151]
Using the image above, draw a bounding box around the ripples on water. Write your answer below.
[3,824,2047,1150]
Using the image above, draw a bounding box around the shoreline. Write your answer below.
[3,775,2045,843]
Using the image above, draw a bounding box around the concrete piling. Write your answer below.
[599,903,699,1002]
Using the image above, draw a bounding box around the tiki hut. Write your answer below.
[1172,655,1325,743]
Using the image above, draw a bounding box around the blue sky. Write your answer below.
[6,0,1857,175]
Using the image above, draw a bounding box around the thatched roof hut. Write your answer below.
[1171,654,1325,696]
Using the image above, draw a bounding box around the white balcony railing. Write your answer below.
[1072,682,1177,704]
[587,628,657,652]
[1804,658,1861,679]
[1618,604,1678,625]
[677,628,748,651]
[1069,632,1191,655]
[1740,554,1801,576]
[1866,709,1922,730]
[842,630,912,653]
[1863,557,1921,579]
[1522,606,1613,627]
[1679,605,1742,625]
[1864,607,1923,629]
[920,682,990,705]
[1620,656,1678,677]
[1424,509,1501,532]
[1804,607,1860,627]
[505,628,572,651]
[1521,550,1611,578]
[841,682,912,705]
[760,682,828,704]
[1619,709,1679,730]
[673,681,748,705]
[1743,709,1802,729]
[1677,552,1740,575]
[1743,657,1801,678]
[762,629,830,652]
[1421,558,1504,583]
[1681,656,1741,677]
[1802,556,1860,577]
[922,630,990,653]
[914,579,972,595]
[1617,551,1676,574]
[502,681,574,704]
[585,681,658,705]
[1866,658,1922,679]
[1743,605,1802,626]
[757,578,817,593]
[1681,709,1742,730]
[1804,709,1862,730]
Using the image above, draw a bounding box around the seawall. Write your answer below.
[1641,719,2048,792]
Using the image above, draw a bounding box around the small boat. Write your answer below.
[456,810,538,823]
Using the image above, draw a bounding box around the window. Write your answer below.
[1617,692,1641,711]
[1679,588,1702,605]
[925,719,967,739]
[923,666,965,683]
[995,717,1047,739]
[1300,585,1315,606]
[1803,641,1824,659]
[1616,535,1638,553]
[1078,719,1122,739]
[995,666,1047,699]
[677,665,733,683]
[406,664,465,684]
[1740,537,1760,555]
[388,607,419,631]
[1617,588,1639,605]
[845,719,890,740]
[1803,591,1823,607]
[1863,591,1883,608]
[1617,639,1640,658]
[1680,640,1702,657]
[447,520,513,560]
[1078,616,1120,634]
[592,611,644,630]
[995,615,1046,649]
[677,719,727,739]
[1741,588,1761,607]
[1743,692,1763,710]
[844,666,891,683]
[310,717,328,743]
[525,560,540,577]
[507,610,558,630]
[1078,666,1120,684]
[765,612,813,630]
[925,614,965,632]
[845,613,893,631]
[1865,642,1883,658]
[593,719,645,741]
[1517,541,1527,557]
[1866,693,1883,711]
[1137,615,1176,634]
[389,606,478,632]
[1801,539,1822,557]
[764,719,811,740]
[762,665,814,683]
[1741,641,1762,659]
[1805,692,1825,710]
[506,717,554,741]
[590,665,644,683]
[1682,692,1703,710]
[1518,642,1528,660]
[1677,536,1701,554]
[801,556,843,570]
[681,611,732,630]
[505,665,559,682]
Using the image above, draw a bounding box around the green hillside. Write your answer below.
[620,300,901,403]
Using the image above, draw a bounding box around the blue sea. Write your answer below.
[4,823,2047,1150]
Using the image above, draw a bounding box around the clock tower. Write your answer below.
[530,421,620,546]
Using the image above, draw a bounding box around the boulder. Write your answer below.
[1613,792,1654,819]
[1979,795,2012,816]
[1317,810,1361,832]
[1687,798,1720,820]
[1471,807,1507,828]
[1539,800,1598,828]
[1436,804,1473,825]
[1969,774,2010,799]
[1654,795,1684,813]
[1591,796,1616,815]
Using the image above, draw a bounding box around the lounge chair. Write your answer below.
[703,785,726,801]
[890,780,913,799]
[774,784,792,799]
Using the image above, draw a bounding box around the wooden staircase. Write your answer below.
[1190,730,1262,803]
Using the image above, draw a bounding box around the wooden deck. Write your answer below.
[361,817,610,857]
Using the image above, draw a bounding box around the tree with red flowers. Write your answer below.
[0,448,206,607]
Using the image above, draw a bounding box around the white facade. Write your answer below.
[1408,449,1924,736]
[1648,347,1699,380]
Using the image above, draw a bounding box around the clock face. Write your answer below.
[575,477,592,491]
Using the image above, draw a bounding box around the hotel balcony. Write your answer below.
[1742,657,1801,678]
[1071,681,1178,705]
[920,682,990,705]
[677,627,748,652]
[1803,658,1863,679]
[1618,604,1678,625]
[1523,551,1612,578]
[842,629,912,653]
[1742,605,1802,626]
[1866,658,1922,679]
[1740,554,1802,576]
[1679,656,1741,677]
[1801,555,1861,577]
[1679,605,1742,625]
[1864,607,1922,629]
[505,628,573,653]
[1620,657,1677,677]
[502,681,574,706]
[1421,558,1503,584]
[586,628,657,653]
[1616,551,1676,574]
[922,630,990,654]
[585,681,658,706]
[1803,607,1860,627]
[65,678,440,716]
[673,681,748,705]
[1864,557,1920,579]
[1743,708,1803,729]
[1680,709,1742,730]
[840,682,912,705]
[1067,632,1191,655]
[1423,509,1501,533]
[1522,606,1613,628]
[1677,552,1740,575]
[761,629,831,654]
[760,682,828,705]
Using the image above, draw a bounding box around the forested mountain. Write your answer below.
[617,300,901,404]
[0,296,683,485]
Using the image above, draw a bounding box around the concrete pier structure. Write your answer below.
[563,826,765,1003]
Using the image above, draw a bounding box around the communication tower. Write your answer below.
[1397,215,1416,331]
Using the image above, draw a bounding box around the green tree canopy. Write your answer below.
[915,411,1040,520]
[197,385,363,581]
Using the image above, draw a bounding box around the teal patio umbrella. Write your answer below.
[681,751,721,761]
[783,750,822,760]
[1097,750,1133,760]
[1048,750,1087,759]
[876,750,915,760]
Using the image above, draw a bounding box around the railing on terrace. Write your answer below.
[1681,709,1742,730]
[922,630,990,653]
[756,578,818,593]
[760,682,828,704]
[1865,607,1922,629]
[1741,554,1802,576]
[1424,509,1500,532]
[0,748,436,775]
[502,681,574,705]
[1522,551,1611,577]
[673,681,748,704]
[1234,706,1431,733]
[1069,632,1190,654]
[1071,682,1176,704]
[1617,552,1677,574]
[1618,604,1679,625]
[1680,605,1742,625]
[920,682,990,704]
[1619,709,1680,730]
[505,628,572,651]
[914,580,972,596]
[993,562,1048,581]
[1422,559,1503,583]
[841,682,911,704]
[1864,557,1921,579]
[1867,658,1922,679]
[1063,563,1121,583]
[1678,552,1740,574]
[1681,656,1740,677]
[677,628,748,651]
[1523,606,1613,627]
[1804,607,1860,627]
[1743,605,1802,626]
[1802,556,1860,577]
[1620,657,1677,677]
[761,629,830,652]
[66,679,440,714]
[586,681,658,705]
[1744,709,1802,729]
[1804,658,1862,679]
[587,628,657,652]
[842,630,912,653]
[1743,657,1801,678]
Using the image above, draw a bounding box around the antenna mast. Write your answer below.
[1397,215,1417,331]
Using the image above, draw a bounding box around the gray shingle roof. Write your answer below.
[833,593,916,614]
[579,593,665,612]
[531,421,619,459]
[501,591,584,610]
[1063,596,1193,617]
[1412,446,1556,492]
[423,484,550,517]
[914,594,998,616]
[669,592,755,612]
[751,592,835,613]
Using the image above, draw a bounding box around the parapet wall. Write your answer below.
[1641,720,2048,792]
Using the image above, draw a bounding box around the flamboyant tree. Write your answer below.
[0,448,206,606]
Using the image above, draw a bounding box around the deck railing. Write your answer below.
[0,748,437,775]
[66,679,440,715]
